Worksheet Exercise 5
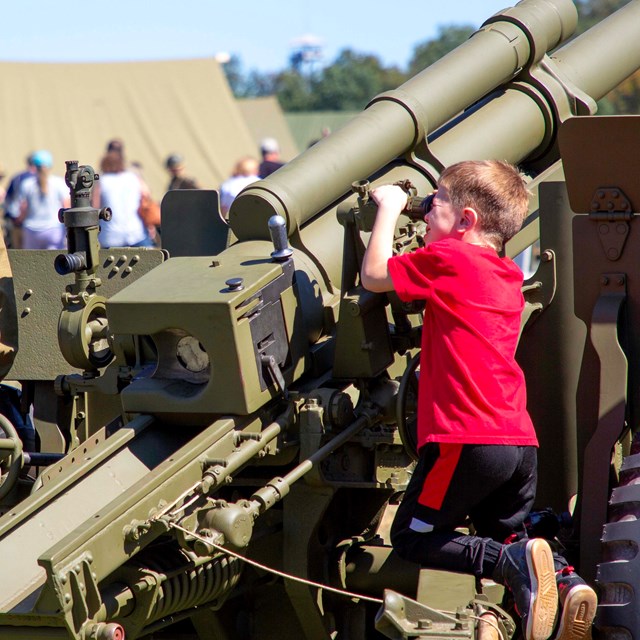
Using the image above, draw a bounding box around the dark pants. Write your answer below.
[391,443,537,578]
[0,384,36,452]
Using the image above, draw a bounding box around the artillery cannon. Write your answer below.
[0,0,639,638]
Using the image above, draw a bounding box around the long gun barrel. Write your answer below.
[229,0,640,241]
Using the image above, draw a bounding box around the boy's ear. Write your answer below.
[458,207,479,231]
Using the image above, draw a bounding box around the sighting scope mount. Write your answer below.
[351,179,433,224]
[55,160,112,281]
[56,161,114,372]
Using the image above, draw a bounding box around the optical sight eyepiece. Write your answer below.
[55,252,87,275]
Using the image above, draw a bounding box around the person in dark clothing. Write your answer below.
[258,137,284,178]
[165,154,199,191]
[3,153,36,247]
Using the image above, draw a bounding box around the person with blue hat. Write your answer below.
[16,150,69,249]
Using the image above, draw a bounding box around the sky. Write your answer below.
[1,1,513,73]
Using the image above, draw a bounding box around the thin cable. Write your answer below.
[153,480,202,520]
[168,523,505,636]
[169,522,384,605]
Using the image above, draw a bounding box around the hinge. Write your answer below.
[589,187,633,261]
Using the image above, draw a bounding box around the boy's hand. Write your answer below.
[361,184,408,293]
[370,185,409,219]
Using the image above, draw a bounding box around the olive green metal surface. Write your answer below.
[0,2,638,639]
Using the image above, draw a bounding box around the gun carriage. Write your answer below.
[0,1,639,638]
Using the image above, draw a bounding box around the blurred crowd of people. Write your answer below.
[0,135,290,250]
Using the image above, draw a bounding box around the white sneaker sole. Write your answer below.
[526,538,559,640]
[553,584,597,640]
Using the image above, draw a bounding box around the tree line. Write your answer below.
[224,0,637,114]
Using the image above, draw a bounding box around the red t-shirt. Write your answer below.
[388,238,537,448]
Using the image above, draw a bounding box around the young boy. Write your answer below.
[360,160,597,640]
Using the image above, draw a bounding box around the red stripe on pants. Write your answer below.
[417,443,463,510]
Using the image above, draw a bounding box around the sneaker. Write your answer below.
[493,538,558,640]
[553,567,597,640]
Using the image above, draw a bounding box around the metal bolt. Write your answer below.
[457,607,470,620]
[542,250,553,262]
[416,619,431,629]
[226,277,244,291]
[601,276,610,285]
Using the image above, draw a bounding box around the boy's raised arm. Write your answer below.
[360,185,408,293]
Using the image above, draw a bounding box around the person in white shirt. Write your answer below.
[219,157,260,217]
[93,151,153,248]
[17,150,69,250]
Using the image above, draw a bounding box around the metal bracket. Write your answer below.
[589,188,633,261]
[54,552,102,637]
[261,354,289,399]
[580,272,628,583]
[520,249,557,336]
[375,589,474,639]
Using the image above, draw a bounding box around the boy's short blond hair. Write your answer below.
[438,160,530,249]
